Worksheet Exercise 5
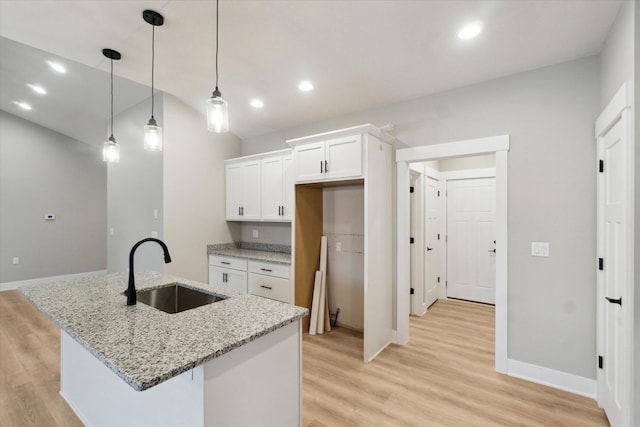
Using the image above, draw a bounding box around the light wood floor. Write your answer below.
[1,291,607,426]
[302,299,609,427]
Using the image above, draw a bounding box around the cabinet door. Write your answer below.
[261,156,284,221]
[225,163,244,220]
[241,161,261,220]
[325,135,362,180]
[209,266,227,288]
[226,270,248,294]
[294,141,325,183]
[282,155,294,220]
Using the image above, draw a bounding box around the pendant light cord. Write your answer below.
[215,0,219,89]
[110,58,114,138]
[151,24,155,118]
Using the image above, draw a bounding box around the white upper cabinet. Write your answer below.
[260,153,293,221]
[225,149,293,222]
[225,160,260,221]
[292,134,362,183]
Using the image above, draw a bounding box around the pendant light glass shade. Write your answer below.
[144,117,163,151]
[143,10,164,151]
[207,88,229,133]
[103,136,120,163]
[102,48,121,164]
[207,0,229,133]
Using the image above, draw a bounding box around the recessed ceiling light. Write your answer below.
[46,60,67,74]
[250,99,264,108]
[13,101,32,110]
[298,80,314,92]
[458,22,482,40]
[27,83,47,95]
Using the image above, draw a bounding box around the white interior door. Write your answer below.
[598,114,630,427]
[410,171,425,316]
[424,177,440,309]
[446,178,496,304]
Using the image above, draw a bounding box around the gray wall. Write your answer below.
[438,154,495,172]
[635,2,639,420]
[107,96,164,274]
[235,222,292,247]
[241,56,600,379]
[0,110,106,283]
[163,94,241,283]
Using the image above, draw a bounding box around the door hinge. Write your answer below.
[437,233,440,240]
[410,186,414,193]
[410,237,415,244]
[445,281,448,287]
[410,288,415,295]
[599,160,604,173]
[437,276,440,283]
[437,190,440,197]
[598,355,603,369]
[598,258,604,271]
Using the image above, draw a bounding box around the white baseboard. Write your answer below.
[0,270,107,292]
[507,359,597,399]
[391,329,398,344]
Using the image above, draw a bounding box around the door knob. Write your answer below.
[488,249,496,253]
[605,297,622,306]
[426,247,433,251]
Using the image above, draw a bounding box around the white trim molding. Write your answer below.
[395,134,510,374]
[507,359,597,399]
[395,135,510,162]
[0,270,107,291]
[595,82,633,138]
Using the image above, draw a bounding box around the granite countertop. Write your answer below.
[208,243,291,265]
[19,271,307,392]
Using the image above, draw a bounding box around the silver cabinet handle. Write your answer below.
[260,285,273,290]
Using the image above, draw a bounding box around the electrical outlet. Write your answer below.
[151,231,158,238]
[12,257,19,265]
[252,229,259,238]
[531,242,550,257]
[336,242,342,252]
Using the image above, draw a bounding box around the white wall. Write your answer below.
[163,94,241,283]
[0,111,106,283]
[323,185,365,331]
[242,56,600,379]
[437,154,495,172]
[107,96,164,274]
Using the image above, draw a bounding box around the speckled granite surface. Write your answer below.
[19,271,307,392]
[207,243,291,264]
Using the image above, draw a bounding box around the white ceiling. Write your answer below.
[0,0,622,143]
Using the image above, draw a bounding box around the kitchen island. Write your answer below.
[20,271,307,427]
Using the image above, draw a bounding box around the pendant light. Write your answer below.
[206,0,229,133]
[143,10,164,151]
[102,48,121,163]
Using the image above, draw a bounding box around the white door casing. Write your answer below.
[410,171,426,316]
[424,176,440,309]
[395,135,509,374]
[446,178,496,304]
[596,83,633,427]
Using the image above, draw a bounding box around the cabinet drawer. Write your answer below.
[209,255,247,271]
[248,261,290,279]
[248,273,289,303]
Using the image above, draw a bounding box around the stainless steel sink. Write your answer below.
[137,283,227,314]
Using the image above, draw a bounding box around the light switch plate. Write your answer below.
[12,257,19,265]
[252,229,259,238]
[531,242,550,257]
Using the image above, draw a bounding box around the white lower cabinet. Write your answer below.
[208,255,247,294]
[248,260,291,304]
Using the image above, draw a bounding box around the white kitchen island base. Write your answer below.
[61,320,301,427]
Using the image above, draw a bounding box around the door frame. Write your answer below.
[595,82,634,423]
[396,135,509,373]
[409,168,426,316]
